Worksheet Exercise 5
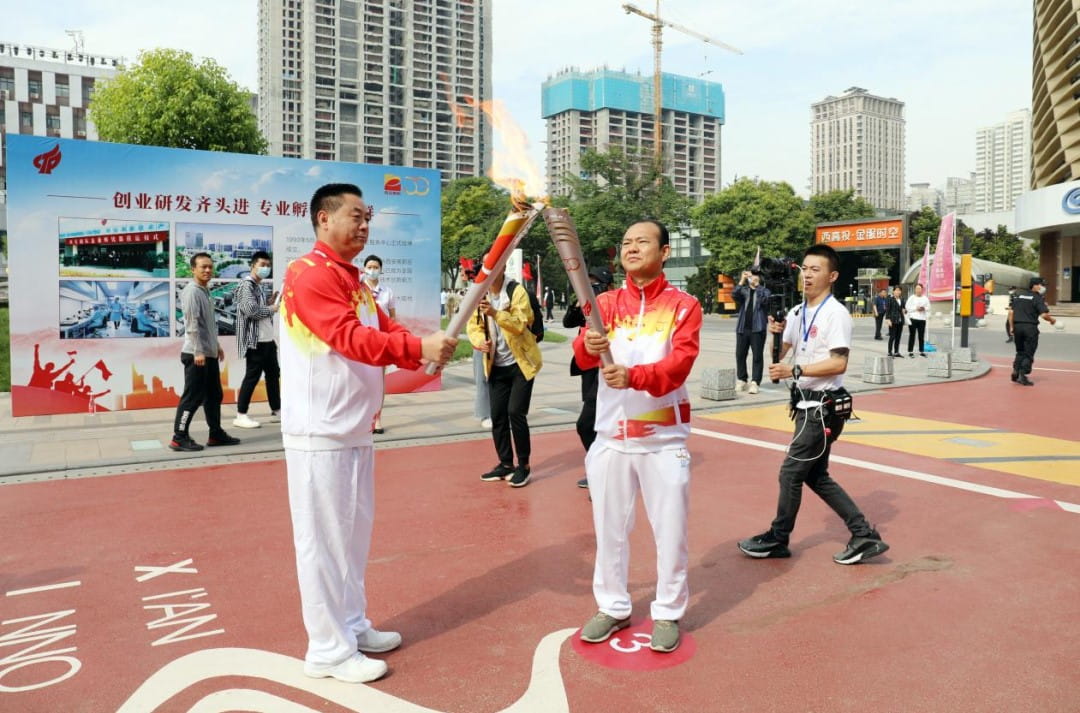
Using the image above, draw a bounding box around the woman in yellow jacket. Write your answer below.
[467,269,543,488]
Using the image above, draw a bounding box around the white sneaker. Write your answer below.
[735,380,747,392]
[268,410,280,422]
[303,653,387,683]
[232,414,261,429]
[356,628,401,653]
[748,381,759,394]
[480,418,493,429]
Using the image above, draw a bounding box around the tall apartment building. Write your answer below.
[0,41,119,205]
[541,68,725,202]
[943,173,976,215]
[810,87,905,212]
[974,109,1030,213]
[257,0,492,179]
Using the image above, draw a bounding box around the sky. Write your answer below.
[9,0,1033,198]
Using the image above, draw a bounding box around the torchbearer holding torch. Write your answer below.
[573,218,702,654]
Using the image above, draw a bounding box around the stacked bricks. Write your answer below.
[701,367,736,401]
[861,355,894,384]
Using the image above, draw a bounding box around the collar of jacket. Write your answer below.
[624,272,669,302]
[312,240,360,278]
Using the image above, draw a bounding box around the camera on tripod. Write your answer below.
[756,257,800,321]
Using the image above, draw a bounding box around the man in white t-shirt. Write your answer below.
[905,282,931,357]
[738,244,889,565]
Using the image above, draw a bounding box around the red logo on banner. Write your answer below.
[384,174,402,195]
[570,619,696,671]
[33,144,63,174]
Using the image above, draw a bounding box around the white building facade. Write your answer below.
[810,87,905,212]
[0,41,119,205]
[257,0,491,179]
[974,109,1031,213]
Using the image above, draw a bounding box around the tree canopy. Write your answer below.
[90,48,266,154]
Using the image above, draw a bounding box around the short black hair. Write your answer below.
[803,243,839,273]
[1030,276,1045,288]
[363,254,382,268]
[630,218,670,247]
[310,183,363,230]
[189,252,212,268]
[250,250,271,265]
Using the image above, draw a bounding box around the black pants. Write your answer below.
[735,331,767,384]
[237,341,281,413]
[887,322,904,355]
[874,314,884,338]
[489,362,534,467]
[770,408,871,544]
[173,354,223,438]
[576,368,599,452]
[906,319,926,354]
[1012,323,1039,376]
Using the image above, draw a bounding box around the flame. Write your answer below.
[440,73,544,206]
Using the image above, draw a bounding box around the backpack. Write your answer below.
[505,279,544,342]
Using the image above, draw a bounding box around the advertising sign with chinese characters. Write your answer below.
[6,135,441,417]
[814,217,906,251]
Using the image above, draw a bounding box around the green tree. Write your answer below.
[970,225,1039,271]
[692,177,815,275]
[684,259,721,313]
[90,48,266,153]
[440,177,510,284]
[908,206,941,257]
[561,147,693,266]
[808,189,876,223]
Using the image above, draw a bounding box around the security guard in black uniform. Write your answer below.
[1008,276,1057,386]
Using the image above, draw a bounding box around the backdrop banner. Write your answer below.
[6,135,442,416]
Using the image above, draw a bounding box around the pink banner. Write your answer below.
[917,240,930,291]
[928,213,955,301]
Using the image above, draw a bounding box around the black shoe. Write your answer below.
[919,353,927,357]
[481,463,514,481]
[169,436,204,452]
[206,432,241,447]
[738,531,791,559]
[834,529,889,564]
[1018,375,1034,386]
[508,465,531,488]
[908,352,914,357]
[1011,370,1019,383]
[373,427,385,435]
[577,477,589,489]
[1006,337,1013,343]
[893,353,904,358]
[874,336,883,340]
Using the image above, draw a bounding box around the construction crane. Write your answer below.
[622,2,742,169]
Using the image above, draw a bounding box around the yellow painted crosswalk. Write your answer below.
[704,407,1080,487]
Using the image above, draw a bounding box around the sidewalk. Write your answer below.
[0,314,990,480]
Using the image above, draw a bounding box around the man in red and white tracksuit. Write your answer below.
[573,219,702,654]
[280,183,455,684]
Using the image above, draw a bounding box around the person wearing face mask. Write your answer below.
[363,255,396,433]
[1008,276,1057,386]
[733,267,772,394]
[233,251,281,429]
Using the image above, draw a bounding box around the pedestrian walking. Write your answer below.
[732,268,771,394]
[885,285,906,357]
[1008,277,1057,386]
[872,288,888,340]
[233,251,280,429]
[905,283,930,357]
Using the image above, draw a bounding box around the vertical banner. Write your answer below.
[6,136,442,417]
[928,212,955,302]
[917,240,931,290]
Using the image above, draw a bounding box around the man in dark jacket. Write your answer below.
[564,266,614,488]
[733,269,771,394]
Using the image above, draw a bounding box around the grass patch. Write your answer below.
[0,306,8,392]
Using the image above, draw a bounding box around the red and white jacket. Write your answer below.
[573,274,702,453]
[279,241,422,450]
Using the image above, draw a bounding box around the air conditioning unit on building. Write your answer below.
[75,129,86,137]
[30,92,41,100]
[0,89,8,100]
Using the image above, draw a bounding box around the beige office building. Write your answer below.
[1015,0,1080,307]
[257,0,492,179]
[975,109,1031,213]
[0,41,118,207]
[811,87,905,212]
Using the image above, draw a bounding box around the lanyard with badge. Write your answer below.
[799,293,830,353]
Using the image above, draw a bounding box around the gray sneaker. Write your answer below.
[650,619,680,653]
[580,612,630,643]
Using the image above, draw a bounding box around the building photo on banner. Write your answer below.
[6,135,441,417]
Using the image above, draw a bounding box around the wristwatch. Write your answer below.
[792,365,803,381]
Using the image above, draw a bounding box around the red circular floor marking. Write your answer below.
[570,619,697,670]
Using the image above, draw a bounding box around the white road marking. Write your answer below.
[5,580,82,597]
[690,427,1080,514]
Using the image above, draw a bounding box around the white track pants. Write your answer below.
[285,447,375,666]
[587,444,691,622]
